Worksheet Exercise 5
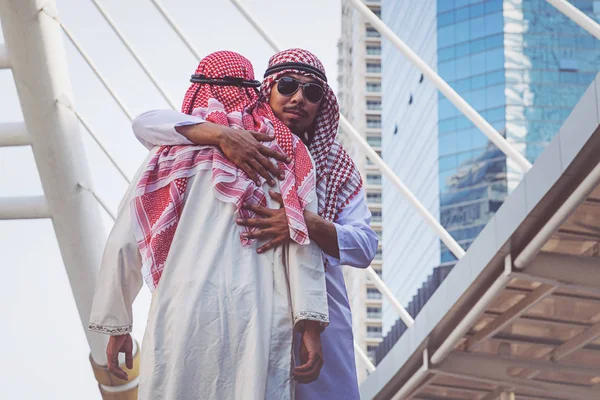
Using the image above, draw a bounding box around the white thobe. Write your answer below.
[131,110,379,399]
[89,148,329,399]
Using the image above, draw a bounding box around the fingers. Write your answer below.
[251,132,275,142]
[107,349,129,381]
[268,190,283,205]
[293,352,323,384]
[256,237,286,254]
[241,229,272,240]
[248,159,275,186]
[125,349,134,370]
[242,202,272,217]
[255,154,285,181]
[236,218,270,228]
[239,163,261,186]
[259,146,292,164]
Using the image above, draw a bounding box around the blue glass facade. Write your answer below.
[377,0,600,361]
[437,0,600,263]
[381,0,440,332]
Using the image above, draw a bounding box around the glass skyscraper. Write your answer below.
[437,0,600,264]
[379,0,600,356]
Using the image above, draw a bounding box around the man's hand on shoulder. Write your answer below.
[177,122,291,186]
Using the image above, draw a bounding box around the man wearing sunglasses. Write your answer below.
[132,48,378,400]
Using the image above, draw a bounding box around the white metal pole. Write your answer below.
[0,196,51,219]
[546,0,600,40]
[0,0,108,363]
[0,43,10,69]
[90,0,178,110]
[150,0,203,61]
[514,161,600,269]
[0,122,30,147]
[228,0,465,261]
[42,11,134,121]
[349,0,532,173]
[391,350,429,400]
[367,267,414,327]
[57,102,131,184]
[341,118,466,260]
[79,184,117,221]
[354,341,376,373]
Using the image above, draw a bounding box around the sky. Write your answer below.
[0,0,341,398]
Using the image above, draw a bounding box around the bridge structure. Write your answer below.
[1,0,599,399]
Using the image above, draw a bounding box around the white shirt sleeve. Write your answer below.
[88,189,143,335]
[324,189,379,268]
[88,154,155,335]
[131,109,205,150]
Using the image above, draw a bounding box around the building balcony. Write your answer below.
[365,109,382,116]
[365,184,383,192]
[365,72,382,80]
[365,93,382,101]
[366,289,383,301]
[365,129,382,137]
[364,0,381,7]
[365,332,383,344]
[370,258,382,267]
[365,54,381,62]
[369,221,382,231]
[366,298,383,307]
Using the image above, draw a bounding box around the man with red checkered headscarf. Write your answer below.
[133,49,378,399]
[89,51,330,400]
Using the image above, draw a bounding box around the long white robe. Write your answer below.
[131,110,380,399]
[89,149,329,400]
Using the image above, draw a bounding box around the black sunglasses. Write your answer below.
[275,77,324,103]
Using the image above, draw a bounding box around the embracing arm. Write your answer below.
[132,109,290,184]
[239,188,378,267]
[313,189,379,268]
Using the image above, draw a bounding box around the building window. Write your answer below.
[367,136,382,147]
[367,325,382,338]
[559,58,578,72]
[366,82,382,92]
[408,93,413,105]
[375,247,382,260]
[367,116,382,128]
[367,345,378,359]
[367,192,382,203]
[371,209,382,222]
[367,287,382,300]
[419,73,424,83]
[366,27,381,38]
[367,173,382,185]
[367,62,382,73]
[367,307,382,319]
[375,229,382,240]
[366,45,382,55]
[366,99,382,109]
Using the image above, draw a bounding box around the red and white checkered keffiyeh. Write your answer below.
[259,49,362,222]
[132,51,316,292]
